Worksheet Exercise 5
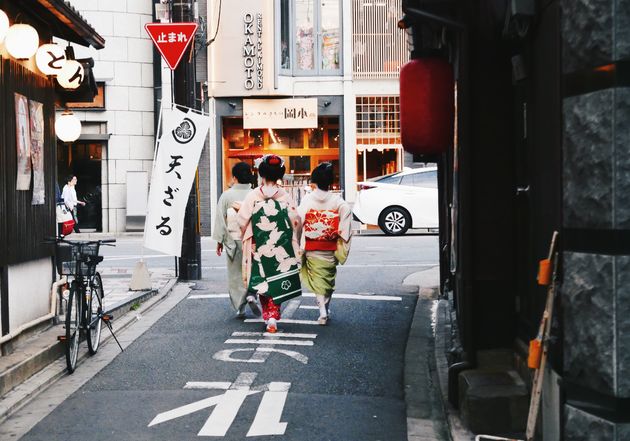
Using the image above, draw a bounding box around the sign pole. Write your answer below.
[172,0,201,280]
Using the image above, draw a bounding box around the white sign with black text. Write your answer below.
[144,108,210,256]
[243,98,318,129]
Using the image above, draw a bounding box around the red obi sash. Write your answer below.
[303,209,339,251]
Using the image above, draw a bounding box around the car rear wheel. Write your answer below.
[378,207,411,236]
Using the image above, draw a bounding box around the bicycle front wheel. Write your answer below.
[65,283,80,373]
[87,272,104,355]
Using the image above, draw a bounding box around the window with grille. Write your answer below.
[355,96,401,146]
[352,0,409,79]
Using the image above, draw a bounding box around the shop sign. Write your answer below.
[243,98,318,129]
[243,13,263,90]
[145,22,198,70]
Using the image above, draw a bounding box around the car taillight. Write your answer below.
[358,184,375,191]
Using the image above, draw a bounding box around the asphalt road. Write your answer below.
[8,234,440,441]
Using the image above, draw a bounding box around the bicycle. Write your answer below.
[51,237,119,373]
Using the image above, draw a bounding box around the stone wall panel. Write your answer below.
[563,91,614,228]
[562,253,615,394]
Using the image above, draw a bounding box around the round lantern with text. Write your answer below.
[5,24,39,60]
[36,44,67,76]
[400,58,454,155]
[57,60,84,89]
[0,10,9,44]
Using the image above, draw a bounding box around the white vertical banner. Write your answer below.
[144,108,210,256]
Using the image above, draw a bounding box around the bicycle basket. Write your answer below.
[55,242,77,276]
[55,242,102,277]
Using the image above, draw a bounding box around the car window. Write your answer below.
[375,174,401,185]
[412,170,437,188]
[400,175,414,186]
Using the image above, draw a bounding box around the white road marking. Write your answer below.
[198,389,252,436]
[185,382,232,390]
[190,293,402,301]
[149,373,291,437]
[281,299,301,317]
[303,293,402,301]
[342,263,436,268]
[213,347,309,364]
[148,391,258,428]
[189,294,230,299]
[247,388,289,437]
[244,318,320,326]
[299,305,319,310]
[225,338,314,347]
[231,331,317,339]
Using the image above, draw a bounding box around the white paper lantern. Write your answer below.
[55,111,81,142]
[0,10,9,44]
[57,60,84,90]
[36,44,66,76]
[5,24,39,60]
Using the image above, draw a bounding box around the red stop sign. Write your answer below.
[145,22,198,70]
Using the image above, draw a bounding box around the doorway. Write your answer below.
[57,142,103,232]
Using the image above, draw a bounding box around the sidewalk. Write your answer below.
[0,242,179,423]
[403,266,475,441]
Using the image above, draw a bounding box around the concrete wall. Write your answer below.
[7,258,53,333]
[66,0,156,232]
[561,0,630,438]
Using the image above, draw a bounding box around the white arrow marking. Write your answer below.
[224,338,314,346]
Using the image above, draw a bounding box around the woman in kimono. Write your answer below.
[298,163,352,325]
[212,162,255,318]
[238,155,302,333]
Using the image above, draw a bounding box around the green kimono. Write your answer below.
[248,198,302,305]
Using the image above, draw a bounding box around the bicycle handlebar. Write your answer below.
[43,237,117,246]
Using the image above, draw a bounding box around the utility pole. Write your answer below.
[172,0,202,280]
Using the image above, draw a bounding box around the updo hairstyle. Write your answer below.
[258,155,286,182]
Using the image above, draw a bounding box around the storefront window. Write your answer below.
[280,0,292,70]
[273,129,303,148]
[221,116,341,192]
[280,0,341,75]
[320,0,340,71]
[356,96,403,181]
[295,0,315,71]
[308,127,323,148]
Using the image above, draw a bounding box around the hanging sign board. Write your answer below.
[145,22,198,70]
[243,98,318,129]
[144,108,210,256]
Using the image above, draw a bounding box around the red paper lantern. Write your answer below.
[400,58,454,155]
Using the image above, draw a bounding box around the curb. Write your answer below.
[0,277,179,424]
[434,299,475,441]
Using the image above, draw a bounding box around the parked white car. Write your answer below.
[353,167,439,235]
